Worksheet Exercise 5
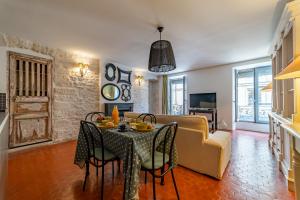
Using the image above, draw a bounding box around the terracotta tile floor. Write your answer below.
[5,130,295,200]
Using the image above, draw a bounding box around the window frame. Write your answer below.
[235,65,272,124]
[168,76,186,115]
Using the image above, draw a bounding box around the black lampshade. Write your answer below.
[148,27,176,72]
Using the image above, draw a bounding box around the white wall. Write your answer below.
[170,65,233,130]
[167,57,271,130]
[0,48,7,93]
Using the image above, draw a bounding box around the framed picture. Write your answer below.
[117,67,132,85]
[121,84,131,102]
[101,83,120,101]
[105,63,116,81]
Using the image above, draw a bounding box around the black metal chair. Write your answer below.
[85,112,120,175]
[137,113,157,124]
[80,120,119,200]
[85,112,106,122]
[141,122,180,200]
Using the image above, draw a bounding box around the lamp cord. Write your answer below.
[159,28,162,71]
[160,31,161,41]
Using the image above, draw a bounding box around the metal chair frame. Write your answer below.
[85,112,106,122]
[142,122,180,200]
[137,113,157,124]
[85,112,120,177]
[80,120,119,200]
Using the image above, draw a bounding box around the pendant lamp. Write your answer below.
[148,27,176,72]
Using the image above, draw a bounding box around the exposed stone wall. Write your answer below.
[132,79,149,113]
[52,58,100,141]
[0,33,100,142]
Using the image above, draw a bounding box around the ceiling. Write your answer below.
[0,0,286,73]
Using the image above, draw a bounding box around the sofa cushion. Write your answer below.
[155,115,209,139]
[207,131,231,149]
[142,151,169,170]
[124,112,209,139]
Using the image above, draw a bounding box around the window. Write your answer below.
[235,66,272,123]
[169,76,186,115]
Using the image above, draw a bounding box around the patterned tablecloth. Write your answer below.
[74,124,177,200]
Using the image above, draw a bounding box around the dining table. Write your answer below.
[74,122,177,200]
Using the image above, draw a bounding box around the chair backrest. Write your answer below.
[85,112,105,122]
[80,120,105,161]
[137,113,157,124]
[152,122,178,173]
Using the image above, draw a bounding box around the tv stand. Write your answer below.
[189,108,217,133]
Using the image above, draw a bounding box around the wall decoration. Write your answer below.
[105,63,116,81]
[117,67,132,85]
[121,84,131,102]
[135,75,144,86]
[101,83,120,101]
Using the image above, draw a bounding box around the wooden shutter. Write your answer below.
[9,52,52,148]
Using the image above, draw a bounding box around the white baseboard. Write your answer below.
[235,122,269,133]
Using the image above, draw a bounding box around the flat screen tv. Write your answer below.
[190,93,216,108]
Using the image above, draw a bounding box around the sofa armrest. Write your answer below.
[206,131,231,148]
[176,129,231,180]
[175,127,205,166]
[204,131,231,179]
[177,127,205,143]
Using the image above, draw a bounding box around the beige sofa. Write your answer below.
[124,112,231,179]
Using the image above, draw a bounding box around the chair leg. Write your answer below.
[112,161,115,177]
[171,169,180,200]
[96,160,98,176]
[152,170,156,200]
[123,175,127,200]
[101,164,105,200]
[160,167,165,185]
[83,161,90,191]
[117,159,121,171]
[145,171,147,184]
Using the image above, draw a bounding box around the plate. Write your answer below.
[96,124,117,129]
[132,127,155,132]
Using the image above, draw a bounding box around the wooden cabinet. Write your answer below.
[269,113,294,190]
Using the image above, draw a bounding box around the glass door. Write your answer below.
[255,67,272,123]
[169,77,186,115]
[235,66,272,123]
[236,69,255,122]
